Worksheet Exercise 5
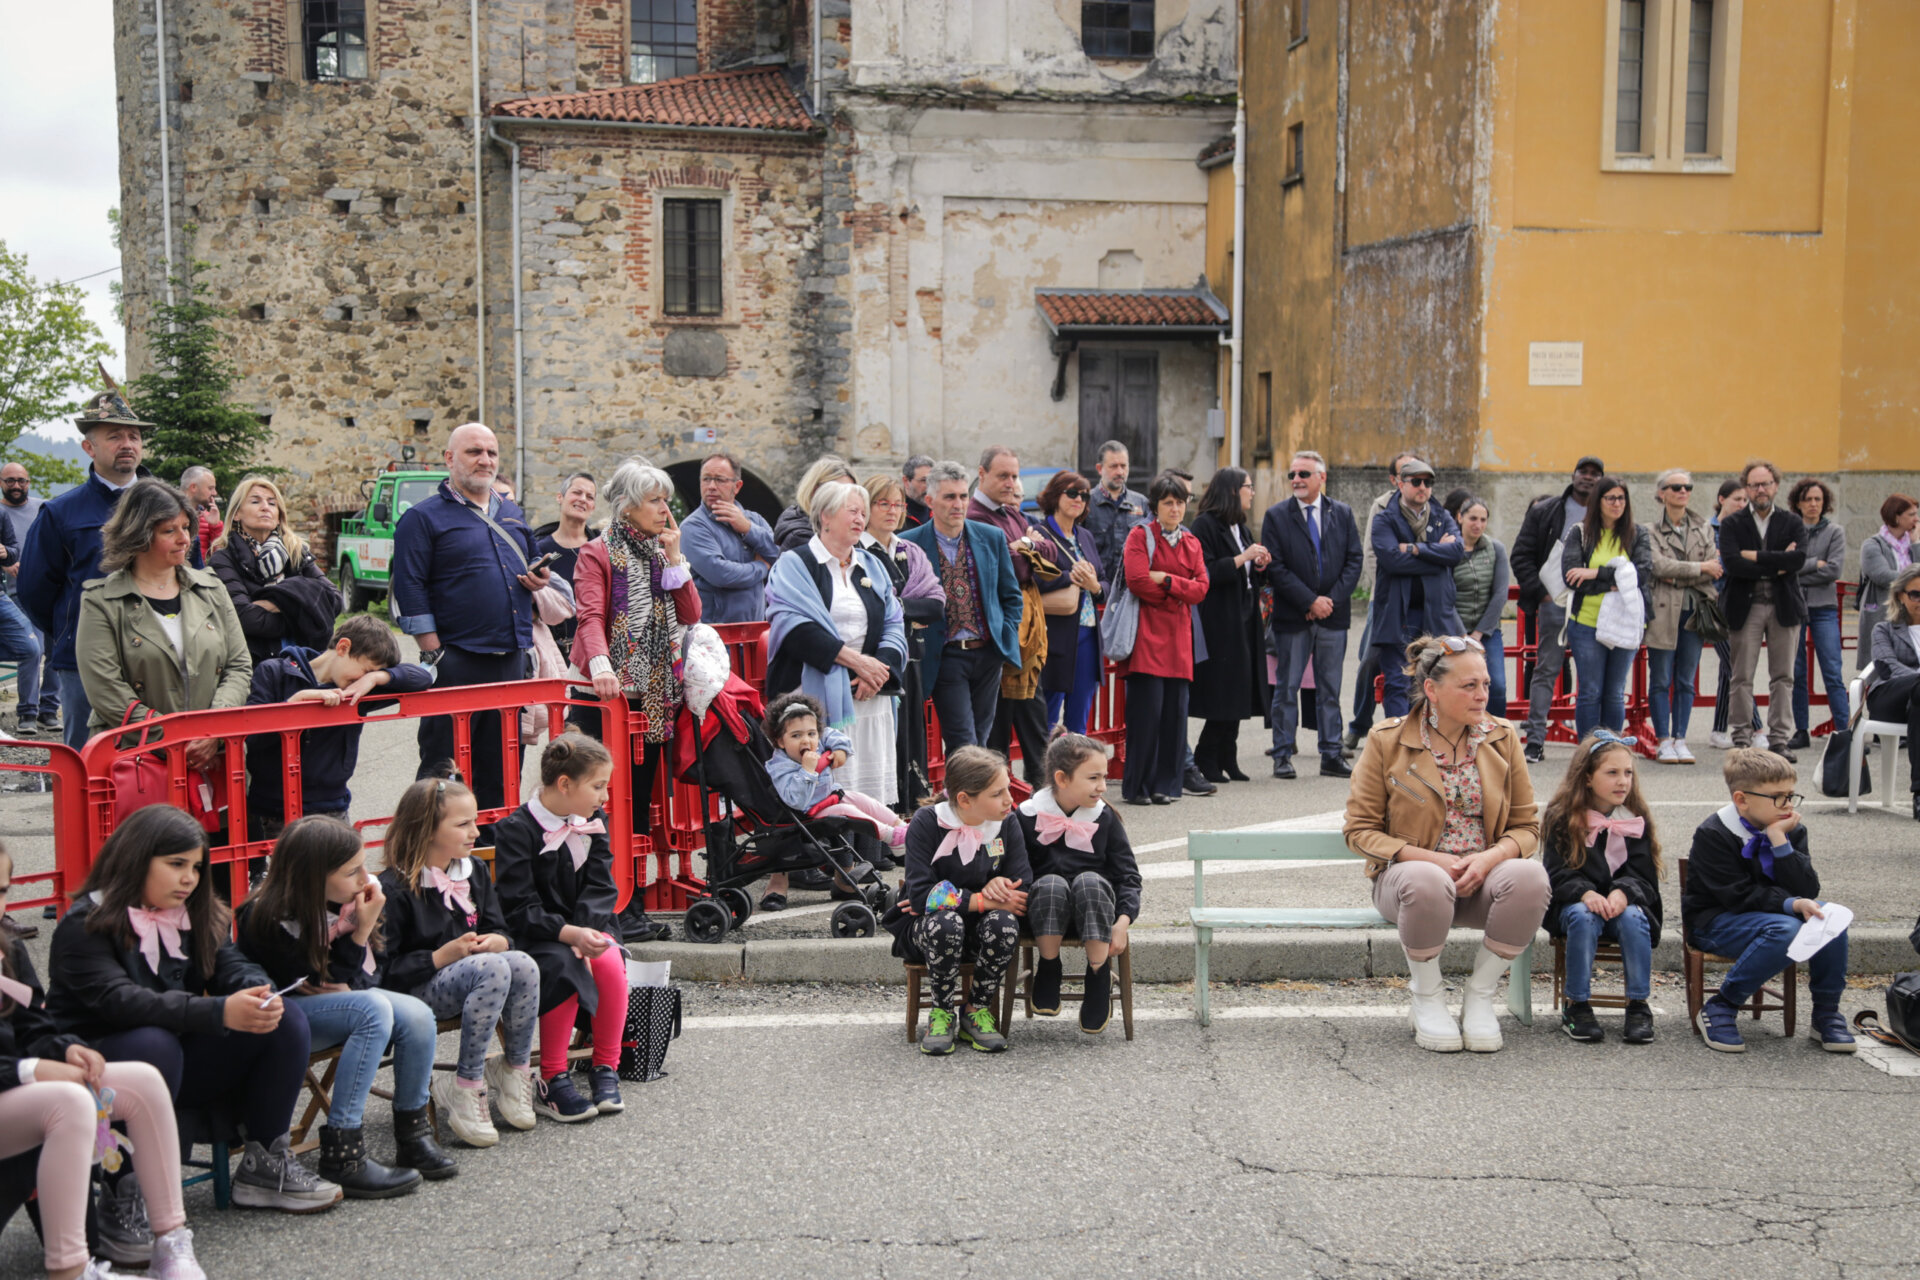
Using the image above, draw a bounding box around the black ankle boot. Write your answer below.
[318,1124,422,1199]
[1079,959,1113,1034]
[393,1107,458,1181]
[1032,956,1064,1015]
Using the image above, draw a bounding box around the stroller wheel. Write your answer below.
[718,887,754,929]
[829,902,877,940]
[863,882,893,916]
[684,899,731,945]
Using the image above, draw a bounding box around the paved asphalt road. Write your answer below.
[2,981,1914,1279]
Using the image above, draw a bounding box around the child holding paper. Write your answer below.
[1682,748,1855,1053]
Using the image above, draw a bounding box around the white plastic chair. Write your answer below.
[1846,662,1907,813]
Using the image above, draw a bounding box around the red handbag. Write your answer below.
[110,703,222,833]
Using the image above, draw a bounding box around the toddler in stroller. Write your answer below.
[758,692,909,911]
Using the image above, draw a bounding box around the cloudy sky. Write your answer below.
[1,0,122,443]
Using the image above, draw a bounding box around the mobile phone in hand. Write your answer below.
[527,550,561,574]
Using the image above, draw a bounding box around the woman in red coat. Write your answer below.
[1121,473,1209,805]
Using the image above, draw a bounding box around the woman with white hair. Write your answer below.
[762,480,909,908]
[570,460,700,942]
[1644,468,1722,763]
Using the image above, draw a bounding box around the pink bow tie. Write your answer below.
[935,819,986,866]
[127,905,190,973]
[327,902,378,975]
[1034,810,1097,853]
[0,974,32,1007]
[1585,811,1646,875]
[540,817,606,872]
[424,865,476,920]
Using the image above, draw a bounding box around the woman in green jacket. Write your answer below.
[76,478,253,767]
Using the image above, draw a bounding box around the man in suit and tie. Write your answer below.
[902,460,1025,752]
[1721,459,1808,760]
[1261,451,1364,778]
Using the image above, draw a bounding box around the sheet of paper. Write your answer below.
[1788,902,1852,962]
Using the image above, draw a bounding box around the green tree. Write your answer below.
[128,254,274,491]
[0,240,114,487]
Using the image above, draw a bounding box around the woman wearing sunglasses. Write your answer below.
[1559,476,1653,738]
[1344,634,1549,1053]
[1863,564,1920,822]
[1034,470,1108,737]
[1645,469,1721,764]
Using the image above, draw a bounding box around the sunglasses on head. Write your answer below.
[1287,470,1315,481]
[1436,635,1485,654]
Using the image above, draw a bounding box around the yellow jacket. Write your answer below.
[76,565,254,735]
[1342,713,1539,879]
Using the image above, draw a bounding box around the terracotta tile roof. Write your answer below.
[1035,288,1229,332]
[1198,134,1236,167]
[493,67,816,133]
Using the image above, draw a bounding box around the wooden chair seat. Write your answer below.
[903,962,1019,1044]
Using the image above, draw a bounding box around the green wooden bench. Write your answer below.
[1188,829,1533,1027]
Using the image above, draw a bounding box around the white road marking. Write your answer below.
[738,902,837,928]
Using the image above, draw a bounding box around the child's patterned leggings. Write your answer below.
[415,950,540,1081]
[538,946,628,1077]
[912,908,1020,1013]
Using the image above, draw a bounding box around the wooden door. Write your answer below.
[1078,349,1159,475]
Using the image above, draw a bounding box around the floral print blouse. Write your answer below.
[1421,710,1495,856]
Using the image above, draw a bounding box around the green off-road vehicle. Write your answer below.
[333,469,448,612]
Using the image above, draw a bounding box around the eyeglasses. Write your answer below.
[1745,789,1804,809]
[1403,477,1434,489]
[1062,489,1089,501]
[872,499,906,512]
[1287,470,1315,481]
[1661,483,1694,493]
[1436,635,1486,654]
[1746,479,1778,490]
[1601,492,1628,503]
[698,475,736,486]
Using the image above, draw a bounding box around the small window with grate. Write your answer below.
[1684,0,1713,154]
[304,1,369,81]
[631,0,699,84]
[662,198,723,317]
[1614,0,1647,154]
[1082,1,1155,59]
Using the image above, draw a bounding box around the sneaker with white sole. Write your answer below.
[231,1135,342,1213]
[484,1056,537,1131]
[431,1072,499,1148]
[148,1226,208,1280]
[1673,739,1697,764]
[93,1173,151,1266]
[535,1071,598,1123]
[1656,738,1680,764]
[1708,731,1733,750]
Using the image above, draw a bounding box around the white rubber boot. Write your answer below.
[1405,956,1462,1052]
[1460,946,1513,1052]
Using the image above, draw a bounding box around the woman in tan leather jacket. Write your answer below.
[1344,635,1548,1054]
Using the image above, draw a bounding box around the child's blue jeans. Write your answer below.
[1691,907,1848,1009]
[295,988,437,1127]
[1559,902,1653,1003]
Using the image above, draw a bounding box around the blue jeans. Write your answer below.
[1482,627,1508,719]
[1647,615,1705,739]
[1792,606,1850,734]
[1044,624,1101,736]
[1272,624,1348,762]
[1692,908,1848,1009]
[295,988,437,1127]
[1559,902,1653,1002]
[56,668,92,751]
[1566,620,1634,738]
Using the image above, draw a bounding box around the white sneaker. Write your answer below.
[431,1072,499,1148]
[1673,739,1697,764]
[81,1261,122,1279]
[148,1227,207,1280]
[1460,947,1513,1052]
[1708,731,1733,750]
[1404,957,1462,1052]
[1656,738,1680,764]
[1755,732,1770,751]
[484,1056,537,1132]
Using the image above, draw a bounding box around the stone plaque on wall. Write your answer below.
[664,329,729,378]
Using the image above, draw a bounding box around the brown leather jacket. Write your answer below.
[1343,713,1540,879]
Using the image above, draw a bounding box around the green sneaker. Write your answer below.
[958,1006,1008,1053]
[920,1008,957,1055]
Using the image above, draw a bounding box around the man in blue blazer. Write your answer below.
[1367,458,1464,717]
[901,460,1024,751]
[1261,451,1364,778]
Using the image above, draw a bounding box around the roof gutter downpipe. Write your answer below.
[154,0,177,309]
[1226,17,1246,469]
[472,0,487,426]
[488,124,526,500]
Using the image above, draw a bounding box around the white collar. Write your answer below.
[808,535,856,569]
[1017,788,1106,824]
[973,491,1006,513]
[1715,803,1751,839]
[1295,494,1323,513]
[528,796,577,831]
[934,800,1000,840]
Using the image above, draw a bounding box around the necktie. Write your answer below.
[1306,503,1322,576]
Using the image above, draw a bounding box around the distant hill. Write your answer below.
[13,433,88,466]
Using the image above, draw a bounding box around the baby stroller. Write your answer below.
[671,683,896,944]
